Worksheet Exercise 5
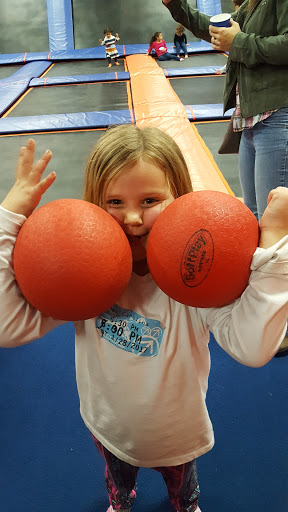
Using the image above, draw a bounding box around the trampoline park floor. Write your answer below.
[0,52,240,200]
[6,82,130,117]
[44,59,127,76]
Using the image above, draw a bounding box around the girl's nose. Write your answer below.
[123,210,143,226]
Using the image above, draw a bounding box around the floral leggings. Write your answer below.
[92,435,200,512]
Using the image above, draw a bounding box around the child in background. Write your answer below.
[1,125,288,512]
[99,28,120,67]
[147,32,183,61]
[174,24,188,58]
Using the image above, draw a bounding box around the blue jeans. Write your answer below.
[239,107,288,221]
[175,41,188,56]
[158,52,181,61]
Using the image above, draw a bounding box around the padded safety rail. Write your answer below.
[47,0,74,52]
[0,110,133,134]
[30,72,130,87]
[30,66,227,87]
[197,0,222,16]
[0,62,51,116]
[185,104,233,120]
[0,40,214,66]
[126,54,233,195]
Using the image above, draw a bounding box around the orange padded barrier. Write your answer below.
[126,54,233,195]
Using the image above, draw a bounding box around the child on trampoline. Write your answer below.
[173,24,188,58]
[99,28,120,67]
[147,32,183,61]
[1,125,288,512]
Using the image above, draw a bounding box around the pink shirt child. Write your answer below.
[147,40,168,57]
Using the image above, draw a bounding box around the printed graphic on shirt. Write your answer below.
[181,229,214,287]
[96,304,165,357]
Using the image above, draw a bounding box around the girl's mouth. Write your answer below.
[126,233,149,244]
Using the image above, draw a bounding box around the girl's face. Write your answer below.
[157,33,163,42]
[103,157,174,272]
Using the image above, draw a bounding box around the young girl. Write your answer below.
[99,28,120,67]
[1,125,288,512]
[147,32,183,61]
[174,24,188,58]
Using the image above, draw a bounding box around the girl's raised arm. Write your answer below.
[1,139,56,218]
[0,141,65,347]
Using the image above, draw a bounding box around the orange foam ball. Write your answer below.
[147,191,259,308]
[13,199,132,320]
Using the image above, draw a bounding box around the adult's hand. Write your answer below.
[259,187,288,248]
[209,20,240,52]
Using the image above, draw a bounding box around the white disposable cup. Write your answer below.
[210,13,231,27]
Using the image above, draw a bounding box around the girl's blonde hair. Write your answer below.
[176,24,185,35]
[83,124,192,206]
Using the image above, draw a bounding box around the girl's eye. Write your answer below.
[106,199,122,206]
[143,198,159,205]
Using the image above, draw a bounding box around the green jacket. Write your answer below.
[164,0,288,117]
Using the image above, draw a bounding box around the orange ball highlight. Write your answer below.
[147,191,259,308]
[13,199,132,320]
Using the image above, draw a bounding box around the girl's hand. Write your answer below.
[209,20,240,51]
[99,38,103,43]
[115,33,119,38]
[1,139,56,217]
[259,187,288,248]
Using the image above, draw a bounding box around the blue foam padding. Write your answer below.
[0,110,134,134]
[165,66,223,77]
[30,71,130,87]
[30,68,223,87]
[197,0,222,16]
[0,61,51,82]
[153,40,214,55]
[49,46,120,61]
[47,0,74,51]
[0,105,232,135]
[0,41,215,65]
[0,61,51,116]
[0,53,50,64]
[185,104,233,120]
[122,41,213,55]
[0,49,105,65]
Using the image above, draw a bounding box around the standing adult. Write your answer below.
[163,0,288,356]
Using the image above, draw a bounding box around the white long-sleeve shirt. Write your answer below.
[1,205,288,467]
